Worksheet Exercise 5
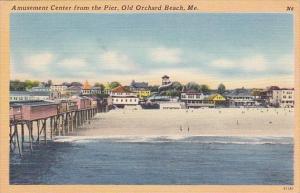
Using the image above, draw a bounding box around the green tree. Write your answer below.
[200,84,210,94]
[47,80,53,87]
[109,81,121,89]
[185,82,201,92]
[10,80,26,91]
[171,81,183,91]
[217,83,226,94]
[149,85,159,93]
[94,82,105,90]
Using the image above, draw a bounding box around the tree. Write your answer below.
[10,80,26,91]
[185,82,201,92]
[149,85,159,93]
[24,80,39,90]
[47,80,53,87]
[94,82,105,90]
[217,83,226,94]
[171,81,183,91]
[200,84,210,94]
[109,81,121,89]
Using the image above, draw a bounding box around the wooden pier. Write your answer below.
[9,107,98,157]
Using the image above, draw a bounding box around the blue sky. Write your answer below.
[10,13,294,88]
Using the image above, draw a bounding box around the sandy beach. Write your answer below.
[78,108,294,137]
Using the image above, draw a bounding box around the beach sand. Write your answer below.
[78,108,294,137]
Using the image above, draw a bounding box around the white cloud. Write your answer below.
[211,59,236,68]
[240,55,267,71]
[150,47,182,64]
[99,51,136,71]
[211,54,267,72]
[275,54,294,71]
[24,53,54,70]
[58,58,86,69]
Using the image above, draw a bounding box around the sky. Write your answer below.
[10,13,294,89]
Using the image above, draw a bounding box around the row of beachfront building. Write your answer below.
[10,75,295,110]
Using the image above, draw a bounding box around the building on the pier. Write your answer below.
[108,86,139,108]
[180,90,214,108]
[9,103,23,120]
[10,90,50,102]
[223,88,256,107]
[130,80,151,100]
[72,96,92,110]
[30,91,51,101]
[55,99,78,113]
[10,101,58,121]
[270,88,294,108]
[10,91,32,102]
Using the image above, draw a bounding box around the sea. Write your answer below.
[10,135,293,185]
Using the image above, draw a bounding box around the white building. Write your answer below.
[180,90,214,108]
[81,87,102,96]
[50,84,68,92]
[108,86,139,107]
[224,89,256,107]
[270,89,294,108]
[10,91,50,101]
[30,91,51,101]
[31,86,50,92]
[10,91,32,102]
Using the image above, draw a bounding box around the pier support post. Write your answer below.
[21,123,24,151]
[37,120,40,144]
[14,124,22,157]
[50,117,53,140]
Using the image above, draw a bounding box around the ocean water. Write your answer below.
[10,136,293,185]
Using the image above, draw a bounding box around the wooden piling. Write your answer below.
[37,120,40,143]
[43,119,47,144]
[21,123,24,151]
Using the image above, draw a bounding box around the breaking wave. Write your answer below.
[53,135,293,145]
